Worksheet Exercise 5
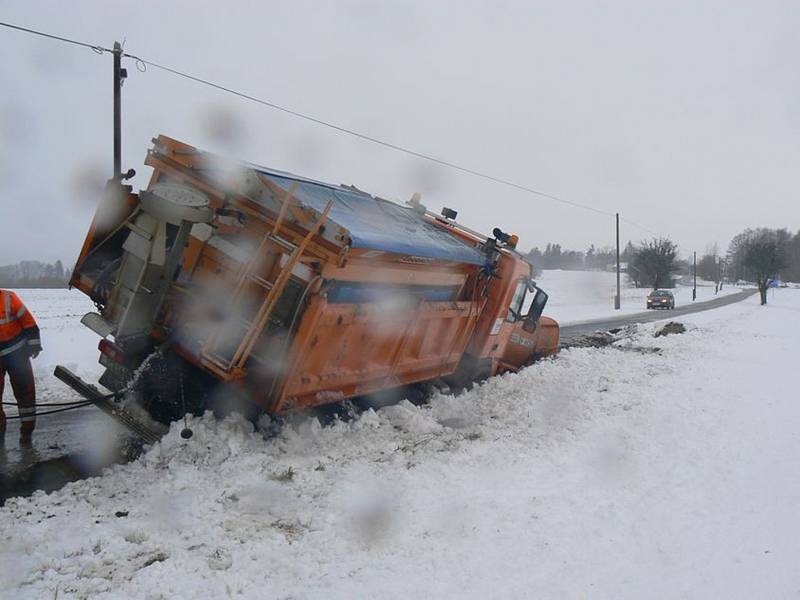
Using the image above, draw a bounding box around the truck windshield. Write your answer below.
[506,280,527,322]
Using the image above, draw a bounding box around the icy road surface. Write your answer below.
[1,289,798,598]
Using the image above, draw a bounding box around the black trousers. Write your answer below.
[0,350,36,434]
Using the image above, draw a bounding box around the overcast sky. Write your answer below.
[1,1,798,265]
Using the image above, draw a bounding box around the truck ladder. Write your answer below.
[200,184,297,356]
[230,199,332,371]
[200,192,332,376]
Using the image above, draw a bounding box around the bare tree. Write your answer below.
[744,236,786,305]
[696,243,720,281]
[629,238,678,289]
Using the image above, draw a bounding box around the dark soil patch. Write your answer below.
[654,322,686,337]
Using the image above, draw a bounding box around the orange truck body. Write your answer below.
[67,136,559,421]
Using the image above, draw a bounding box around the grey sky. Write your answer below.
[1,1,798,265]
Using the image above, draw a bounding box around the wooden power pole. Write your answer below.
[615,213,621,310]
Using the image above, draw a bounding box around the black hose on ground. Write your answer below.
[3,389,124,419]
[3,400,96,407]
[2,401,95,419]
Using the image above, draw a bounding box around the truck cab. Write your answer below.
[422,213,560,386]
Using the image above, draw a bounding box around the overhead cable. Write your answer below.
[123,54,615,218]
[1,20,666,235]
[0,20,111,54]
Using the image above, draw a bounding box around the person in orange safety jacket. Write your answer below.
[0,289,42,439]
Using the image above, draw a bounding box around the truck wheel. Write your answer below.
[132,352,213,425]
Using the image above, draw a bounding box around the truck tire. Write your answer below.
[132,351,214,425]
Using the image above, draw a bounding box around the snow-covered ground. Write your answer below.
[538,269,742,324]
[1,287,798,598]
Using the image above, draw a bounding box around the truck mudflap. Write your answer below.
[53,366,167,444]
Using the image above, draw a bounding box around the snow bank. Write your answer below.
[2,289,799,598]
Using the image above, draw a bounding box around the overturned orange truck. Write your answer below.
[59,136,559,424]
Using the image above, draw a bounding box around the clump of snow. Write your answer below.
[2,290,798,598]
[654,321,687,337]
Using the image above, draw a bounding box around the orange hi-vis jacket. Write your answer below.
[0,290,42,358]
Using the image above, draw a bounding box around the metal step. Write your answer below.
[268,234,297,253]
[201,350,233,372]
[250,274,273,290]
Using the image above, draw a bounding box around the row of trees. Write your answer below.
[689,228,798,305]
[726,228,800,282]
[0,260,69,288]
[525,227,799,306]
[725,228,798,305]
[526,243,632,272]
[525,239,683,286]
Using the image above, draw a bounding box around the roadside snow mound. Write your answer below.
[1,335,664,597]
[7,290,793,599]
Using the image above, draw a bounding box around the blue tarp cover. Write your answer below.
[248,164,485,266]
[327,282,460,304]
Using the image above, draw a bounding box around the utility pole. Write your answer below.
[614,213,621,310]
[112,41,124,182]
[692,251,697,301]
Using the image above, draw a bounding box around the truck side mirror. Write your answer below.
[524,287,548,329]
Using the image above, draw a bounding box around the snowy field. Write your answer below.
[1,286,798,598]
[537,269,742,324]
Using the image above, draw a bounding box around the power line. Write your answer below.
[1,20,666,234]
[0,20,112,54]
[620,216,661,238]
[0,20,618,219]
[123,53,615,218]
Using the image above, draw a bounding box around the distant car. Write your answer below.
[647,289,675,310]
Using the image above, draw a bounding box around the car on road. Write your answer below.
[647,289,675,310]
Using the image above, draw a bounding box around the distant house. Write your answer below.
[606,262,628,273]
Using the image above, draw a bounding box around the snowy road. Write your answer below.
[560,287,758,340]
[537,269,743,324]
[1,289,798,598]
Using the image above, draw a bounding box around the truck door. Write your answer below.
[500,279,549,371]
[497,279,531,370]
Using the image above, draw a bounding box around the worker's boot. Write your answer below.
[19,418,34,443]
[0,379,5,436]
